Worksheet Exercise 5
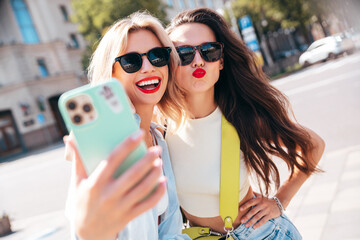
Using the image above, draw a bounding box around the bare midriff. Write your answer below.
[182,186,254,234]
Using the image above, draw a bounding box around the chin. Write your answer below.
[190,83,213,92]
[140,93,165,106]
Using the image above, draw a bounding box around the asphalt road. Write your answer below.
[0,51,359,239]
[272,51,360,152]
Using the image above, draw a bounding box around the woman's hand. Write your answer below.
[239,192,282,229]
[64,131,166,240]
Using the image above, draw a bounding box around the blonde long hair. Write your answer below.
[88,11,185,128]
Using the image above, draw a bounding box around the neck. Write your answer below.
[134,104,155,148]
[185,88,217,119]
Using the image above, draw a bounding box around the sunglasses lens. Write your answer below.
[201,43,222,62]
[177,47,195,66]
[120,53,142,73]
[148,47,171,67]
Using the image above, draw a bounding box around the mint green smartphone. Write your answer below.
[58,78,146,178]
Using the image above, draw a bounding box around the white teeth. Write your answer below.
[137,79,160,87]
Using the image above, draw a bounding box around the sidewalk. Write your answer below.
[1,144,360,240]
[286,145,360,240]
[2,211,70,240]
[0,144,71,240]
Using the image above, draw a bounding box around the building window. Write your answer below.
[167,0,173,7]
[189,0,196,8]
[178,0,186,9]
[37,59,49,77]
[10,0,40,44]
[70,34,80,48]
[60,5,69,22]
[206,0,213,8]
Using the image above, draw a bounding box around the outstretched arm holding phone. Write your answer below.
[64,131,166,240]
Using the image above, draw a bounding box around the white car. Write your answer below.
[337,32,356,53]
[299,36,343,66]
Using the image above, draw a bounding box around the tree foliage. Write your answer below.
[230,0,332,42]
[71,0,168,70]
[230,0,281,33]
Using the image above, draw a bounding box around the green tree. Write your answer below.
[267,0,313,43]
[307,0,331,36]
[71,0,168,70]
[230,0,322,43]
[229,0,282,34]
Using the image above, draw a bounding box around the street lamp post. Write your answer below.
[224,0,242,39]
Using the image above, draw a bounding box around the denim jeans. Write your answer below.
[230,214,302,240]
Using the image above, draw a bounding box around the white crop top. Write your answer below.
[166,107,250,218]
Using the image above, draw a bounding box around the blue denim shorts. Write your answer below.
[230,214,302,240]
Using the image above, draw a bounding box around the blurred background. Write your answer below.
[0,0,359,239]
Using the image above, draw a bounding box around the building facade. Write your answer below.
[164,0,225,20]
[0,0,229,159]
[0,0,86,159]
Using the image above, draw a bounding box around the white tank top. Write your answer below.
[166,107,250,218]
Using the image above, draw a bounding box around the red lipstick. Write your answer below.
[135,76,161,94]
[192,68,206,78]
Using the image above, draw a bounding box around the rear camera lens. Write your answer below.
[73,115,82,124]
[67,101,76,110]
[83,104,92,113]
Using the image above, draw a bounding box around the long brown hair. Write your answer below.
[167,8,319,195]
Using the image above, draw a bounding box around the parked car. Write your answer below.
[336,32,356,54]
[298,35,353,66]
[351,32,360,49]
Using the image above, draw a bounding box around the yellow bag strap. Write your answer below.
[182,227,221,239]
[220,115,240,231]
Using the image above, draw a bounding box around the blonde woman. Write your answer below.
[64,12,190,240]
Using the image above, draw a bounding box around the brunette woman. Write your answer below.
[166,8,325,240]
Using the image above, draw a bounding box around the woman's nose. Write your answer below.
[191,50,204,68]
[140,56,156,73]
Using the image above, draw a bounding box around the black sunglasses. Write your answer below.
[176,42,224,66]
[114,47,172,73]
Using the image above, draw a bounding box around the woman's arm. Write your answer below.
[64,131,167,240]
[239,126,325,229]
[275,126,325,208]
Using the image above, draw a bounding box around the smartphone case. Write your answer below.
[58,78,147,178]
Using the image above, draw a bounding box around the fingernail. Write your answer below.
[151,146,162,157]
[240,207,243,211]
[159,176,167,183]
[63,135,69,143]
[131,130,144,141]
[154,158,162,167]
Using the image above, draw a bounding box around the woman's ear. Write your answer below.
[219,57,224,70]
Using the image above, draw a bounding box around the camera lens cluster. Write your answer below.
[67,100,93,125]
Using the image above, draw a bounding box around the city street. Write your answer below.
[0,52,359,240]
[272,52,360,240]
